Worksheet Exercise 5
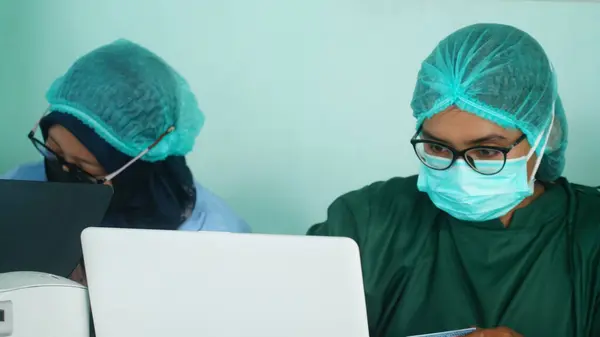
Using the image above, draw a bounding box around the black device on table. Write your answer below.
[0,179,112,277]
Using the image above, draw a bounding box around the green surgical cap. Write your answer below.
[411,23,568,181]
[46,39,205,162]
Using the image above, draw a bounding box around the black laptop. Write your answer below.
[0,179,112,277]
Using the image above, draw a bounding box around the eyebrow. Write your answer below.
[420,129,509,146]
[47,135,101,167]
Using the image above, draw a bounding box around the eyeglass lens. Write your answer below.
[414,142,506,175]
[31,138,99,183]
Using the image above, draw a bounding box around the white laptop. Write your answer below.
[81,227,370,337]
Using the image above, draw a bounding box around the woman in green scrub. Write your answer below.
[308,24,600,337]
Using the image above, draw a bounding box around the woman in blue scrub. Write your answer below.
[309,24,599,337]
[2,40,250,283]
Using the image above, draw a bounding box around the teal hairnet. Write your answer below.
[46,39,204,162]
[411,23,568,181]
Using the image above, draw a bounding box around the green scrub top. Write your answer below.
[307,176,600,337]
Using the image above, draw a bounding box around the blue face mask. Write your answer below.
[417,119,553,222]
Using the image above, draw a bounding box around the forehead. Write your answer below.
[48,125,97,160]
[421,107,520,140]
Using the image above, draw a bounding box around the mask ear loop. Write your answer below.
[528,102,556,183]
[530,60,559,175]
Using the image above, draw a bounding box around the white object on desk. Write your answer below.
[0,271,90,337]
[82,227,370,337]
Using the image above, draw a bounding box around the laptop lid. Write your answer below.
[81,227,370,337]
[0,180,112,277]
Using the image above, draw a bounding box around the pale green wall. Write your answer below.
[1,0,599,234]
[0,1,41,168]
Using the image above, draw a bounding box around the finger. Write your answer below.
[465,329,506,337]
[498,327,523,337]
[469,327,521,337]
[464,330,484,337]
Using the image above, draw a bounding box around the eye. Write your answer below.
[425,143,449,154]
[470,148,503,160]
[45,140,61,154]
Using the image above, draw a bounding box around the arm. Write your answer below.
[592,309,600,337]
[307,196,361,242]
[307,178,421,337]
[308,190,382,334]
[0,162,46,181]
[179,182,252,233]
[592,271,600,336]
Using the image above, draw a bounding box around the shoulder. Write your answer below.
[569,182,600,229]
[178,181,251,233]
[0,161,46,181]
[337,175,422,209]
[308,175,435,241]
[563,181,600,303]
[568,181,600,244]
[335,175,428,225]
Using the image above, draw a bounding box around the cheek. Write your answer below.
[46,141,59,153]
[506,145,531,160]
[526,153,539,179]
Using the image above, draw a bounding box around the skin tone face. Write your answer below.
[46,125,112,186]
[421,106,545,227]
[46,125,107,286]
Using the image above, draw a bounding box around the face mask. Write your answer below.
[416,116,554,222]
[44,158,85,184]
[44,158,128,214]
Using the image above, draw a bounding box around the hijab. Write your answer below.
[40,111,197,230]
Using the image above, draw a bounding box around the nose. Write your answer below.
[465,156,475,167]
[60,156,79,173]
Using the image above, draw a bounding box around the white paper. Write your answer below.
[407,327,476,337]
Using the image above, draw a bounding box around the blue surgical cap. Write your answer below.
[411,23,568,181]
[45,39,205,162]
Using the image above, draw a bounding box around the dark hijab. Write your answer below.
[40,111,197,230]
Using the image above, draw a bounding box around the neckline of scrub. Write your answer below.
[446,178,569,231]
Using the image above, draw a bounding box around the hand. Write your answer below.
[68,262,88,286]
[465,327,523,337]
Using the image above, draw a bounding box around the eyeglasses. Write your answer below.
[28,110,175,184]
[410,127,527,175]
